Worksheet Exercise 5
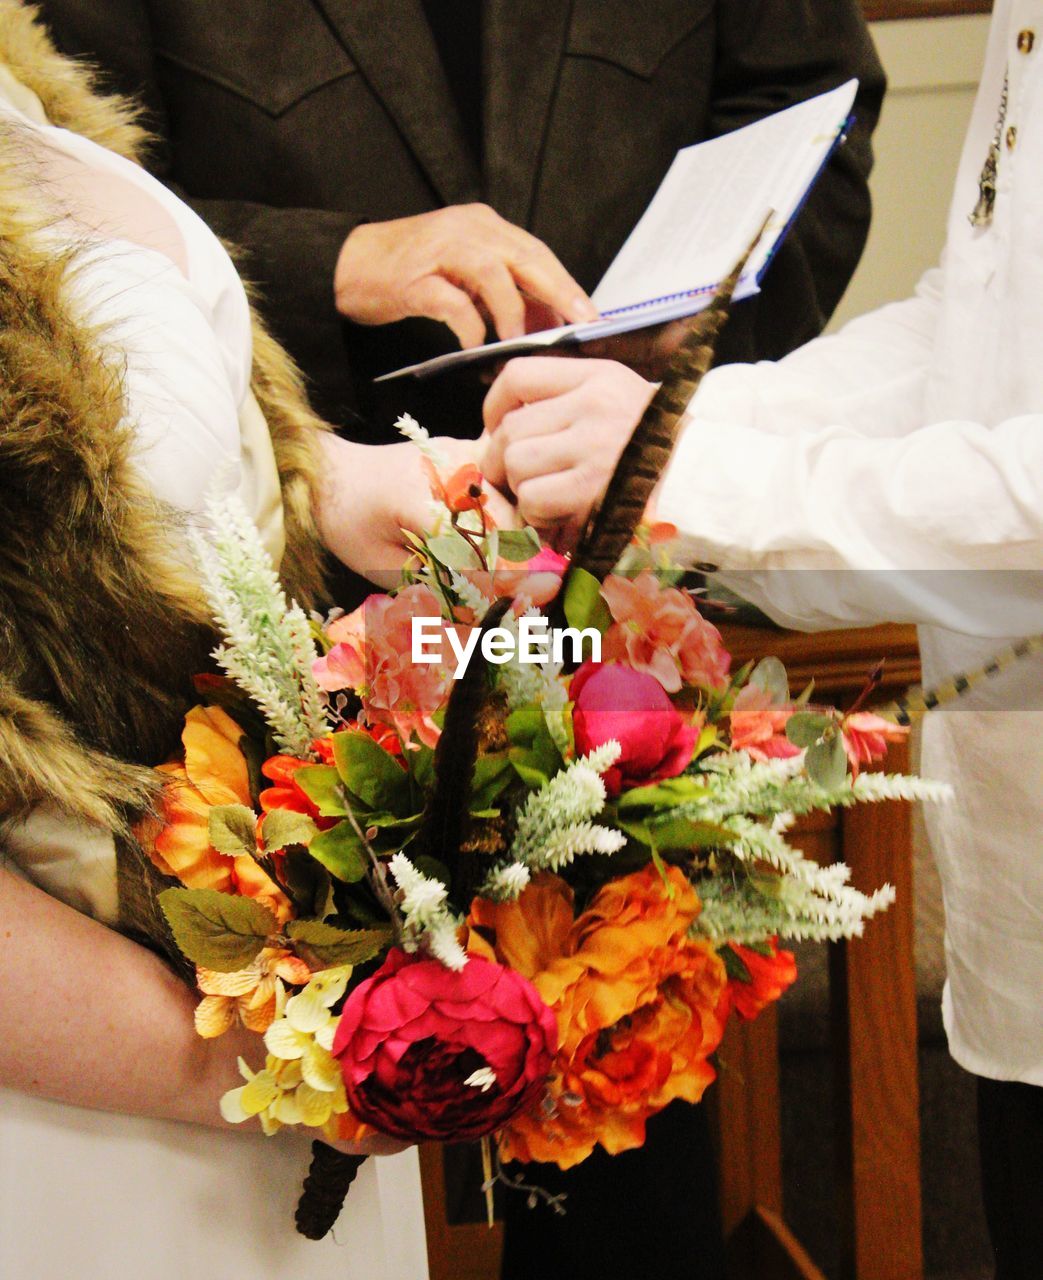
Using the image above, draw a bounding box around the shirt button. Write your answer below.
[1006,124,1018,150]
[1017,29,1035,54]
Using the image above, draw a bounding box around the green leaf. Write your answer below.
[750,656,790,706]
[281,849,335,918]
[427,532,482,570]
[470,753,513,810]
[785,712,834,749]
[286,920,391,968]
[158,888,275,972]
[294,765,349,817]
[616,777,709,812]
[562,567,612,636]
[261,809,318,853]
[308,819,369,883]
[794,679,815,708]
[507,705,563,788]
[409,743,437,793]
[496,527,543,563]
[720,944,753,984]
[805,733,849,790]
[332,731,411,814]
[207,804,258,857]
[617,815,735,852]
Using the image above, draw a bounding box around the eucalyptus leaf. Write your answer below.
[207,804,258,858]
[286,920,391,968]
[158,888,274,972]
[427,532,483,571]
[308,819,369,883]
[496,527,542,563]
[805,733,849,790]
[750,656,790,706]
[261,809,318,853]
[786,712,834,749]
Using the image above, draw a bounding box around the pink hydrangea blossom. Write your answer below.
[600,571,730,694]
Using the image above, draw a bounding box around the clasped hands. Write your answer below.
[327,204,672,568]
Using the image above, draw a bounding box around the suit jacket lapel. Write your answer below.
[483,0,572,226]
[312,0,482,205]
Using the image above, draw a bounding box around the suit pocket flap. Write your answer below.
[152,0,356,117]
[567,0,714,80]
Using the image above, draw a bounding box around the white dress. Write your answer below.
[0,74,429,1280]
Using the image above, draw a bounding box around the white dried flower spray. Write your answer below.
[480,862,532,903]
[388,852,467,970]
[190,491,328,757]
[511,743,627,871]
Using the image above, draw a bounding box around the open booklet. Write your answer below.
[376,79,858,383]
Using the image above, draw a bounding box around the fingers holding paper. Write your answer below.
[334,204,598,348]
[481,357,655,545]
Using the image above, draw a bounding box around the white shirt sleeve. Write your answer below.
[657,270,1043,638]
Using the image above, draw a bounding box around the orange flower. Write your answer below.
[144,705,292,924]
[194,946,312,1037]
[423,458,487,514]
[718,940,798,1022]
[467,866,727,1168]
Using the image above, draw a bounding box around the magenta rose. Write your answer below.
[571,661,698,796]
[332,949,557,1141]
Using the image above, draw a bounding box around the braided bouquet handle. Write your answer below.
[295,1141,367,1239]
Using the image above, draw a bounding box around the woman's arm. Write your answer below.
[0,863,250,1125]
[0,864,404,1153]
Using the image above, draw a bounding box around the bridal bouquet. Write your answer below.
[140,421,947,1236]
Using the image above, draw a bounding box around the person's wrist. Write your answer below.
[334,223,375,316]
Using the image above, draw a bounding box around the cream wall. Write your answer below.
[828,15,991,329]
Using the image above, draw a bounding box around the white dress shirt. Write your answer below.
[659,0,1043,1084]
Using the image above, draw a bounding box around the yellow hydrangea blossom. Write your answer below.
[219,966,353,1134]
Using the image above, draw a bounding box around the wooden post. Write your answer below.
[830,739,923,1280]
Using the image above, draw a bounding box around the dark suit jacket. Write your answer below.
[41,0,885,438]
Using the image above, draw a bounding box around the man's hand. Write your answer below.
[334,204,598,348]
[481,357,655,546]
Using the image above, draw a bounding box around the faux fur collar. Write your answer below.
[0,2,330,836]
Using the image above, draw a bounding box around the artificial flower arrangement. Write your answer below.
[140,417,948,1239]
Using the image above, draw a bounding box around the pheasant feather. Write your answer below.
[571,220,770,582]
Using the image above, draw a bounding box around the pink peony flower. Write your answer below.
[841,713,908,778]
[571,661,699,796]
[332,949,557,1141]
[729,685,801,763]
[600,571,730,694]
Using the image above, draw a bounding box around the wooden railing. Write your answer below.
[421,624,924,1280]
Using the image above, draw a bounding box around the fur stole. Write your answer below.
[0,2,331,846]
